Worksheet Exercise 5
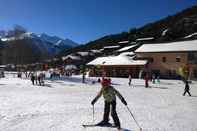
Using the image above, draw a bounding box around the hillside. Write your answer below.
[59,5,197,56]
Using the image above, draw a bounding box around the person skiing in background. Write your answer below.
[30,72,35,85]
[128,73,132,86]
[183,81,191,96]
[91,78,127,129]
[145,73,149,88]
[152,73,155,84]
[156,74,160,83]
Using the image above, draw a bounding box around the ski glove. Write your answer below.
[91,98,97,105]
[121,99,127,105]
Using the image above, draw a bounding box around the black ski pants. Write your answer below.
[183,90,191,96]
[103,101,120,127]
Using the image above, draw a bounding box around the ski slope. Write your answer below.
[0,74,197,131]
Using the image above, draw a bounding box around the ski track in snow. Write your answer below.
[0,74,197,131]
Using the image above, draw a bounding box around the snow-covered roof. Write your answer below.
[119,52,135,56]
[0,65,6,68]
[99,49,104,52]
[162,29,168,36]
[135,40,197,53]
[62,55,81,60]
[90,49,102,53]
[184,32,197,39]
[129,42,137,45]
[136,37,154,41]
[103,45,120,49]
[118,41,129,44]
[117,44,138,52]
[76,52,89,56]
[87,55,147,66]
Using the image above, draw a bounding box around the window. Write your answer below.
[176,57,181,62]
[162,57,166,63]
[188,52,197,64]
[149,58,154,63]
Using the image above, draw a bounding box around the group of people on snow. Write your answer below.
[128,71,191,96]
[30,72,45,86]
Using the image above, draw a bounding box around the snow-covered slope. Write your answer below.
[0,74,196,131]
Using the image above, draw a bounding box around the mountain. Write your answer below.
[39,33,78,48]
[59,5,197,56]
[0,32,78,65]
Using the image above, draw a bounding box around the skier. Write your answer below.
[38,72,44,86]
[183,81,191,96]
[30,72,35,85]
[128,73,132,86]
[156,74,160,83]
[152,73,155,84]
[145,73,149,88]
[91,78,127,129]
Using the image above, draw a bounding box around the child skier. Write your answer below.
[91,79,127,129]
[183,81,191,96]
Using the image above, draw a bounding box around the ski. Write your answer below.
[82,123,115,128]
[82,123,132,131]
[82,124,97,127]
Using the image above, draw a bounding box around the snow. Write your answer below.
[119,52,135,56]
[184,32,197,39]
[1,32,37,42]
[136,37,154,41]
[76,52,90,56]
[62,55,81,60]
[135,39,197,53]
[117,44,139,52]
[103,46,120,49]
[118,41,129,44]
[87,55,147,66]
[162,29,168,36]
[90,50,102,54]
[0,74,197,131]
[55,40,63,46]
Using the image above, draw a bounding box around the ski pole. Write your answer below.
[92,105,95,123]
[126,106,142,131]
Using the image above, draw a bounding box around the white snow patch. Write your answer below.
[87,55,147,66]
[184,32,197,39]
[0,74,196,131]
[135,39,197,53]
[162,29,168,36]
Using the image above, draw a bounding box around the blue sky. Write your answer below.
[0,0,197,44]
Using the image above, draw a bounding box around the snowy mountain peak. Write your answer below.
[39,33,78,47]
[0,32,79,58]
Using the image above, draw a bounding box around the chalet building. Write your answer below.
[135,40,197,79]
[62,55,81,66]
[87,53,147,78]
